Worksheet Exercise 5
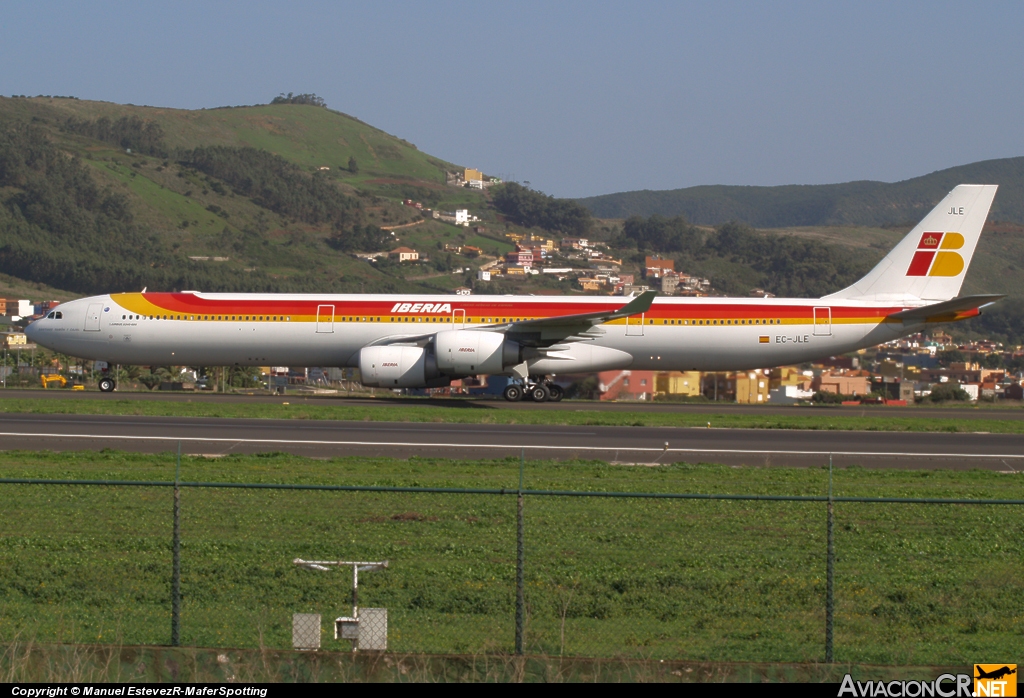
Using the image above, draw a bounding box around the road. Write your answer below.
[0,412,1020,470]
[2,388,1023,421]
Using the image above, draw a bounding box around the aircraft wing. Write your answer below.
[504,290,657,330]
[371,291,657,348]
[887,294,1005,323]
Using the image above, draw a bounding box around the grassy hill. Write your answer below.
[0,96,493,297]
[577,157,1024,227]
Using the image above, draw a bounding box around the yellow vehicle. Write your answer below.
[41,375,67,389]
[40,375,84,390]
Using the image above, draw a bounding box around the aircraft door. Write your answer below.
[316,304,335,333]
[625,313,645,336]
[84,303,103,331]
[813,306,832,336]
[452,308,466,329]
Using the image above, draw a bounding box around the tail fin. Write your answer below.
[824,184,997,302]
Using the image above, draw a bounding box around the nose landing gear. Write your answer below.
[97,363,116,392]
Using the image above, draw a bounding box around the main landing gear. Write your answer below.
[503,377,563,403]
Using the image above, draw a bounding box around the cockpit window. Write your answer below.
[46,311,63,319]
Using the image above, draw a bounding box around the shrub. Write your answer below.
[927,383,971,402]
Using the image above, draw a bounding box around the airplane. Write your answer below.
[975,666,1016,681]
[26,184,1002,403]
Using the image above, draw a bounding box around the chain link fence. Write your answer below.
[0,451,1021,664]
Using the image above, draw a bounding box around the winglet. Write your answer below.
[610,290,657,319]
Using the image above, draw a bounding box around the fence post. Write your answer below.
[825,453,834,663]
[172,442,181,646]
[515,448,525,655]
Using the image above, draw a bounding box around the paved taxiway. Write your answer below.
[2,388,1023,421]
[0,412,1020,470]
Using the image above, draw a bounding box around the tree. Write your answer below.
[620,214,698,253]
[982,353,1004,369]
[269,92,327,107]
[811,391,846,404]
[348,156,359,174]
[490,182,592,235]
[937,349,966,366]
[927,382,970,402]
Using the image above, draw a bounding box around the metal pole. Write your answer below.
[825,453,835,663]
[352,565,359,619]
[171,441,181,646]
[515,448,525,655]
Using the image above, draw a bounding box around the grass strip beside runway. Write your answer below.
[0,397,1023,433]
[0,450,1021,663]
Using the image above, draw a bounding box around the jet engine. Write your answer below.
[434,330,520,376]
[358,345,449,388]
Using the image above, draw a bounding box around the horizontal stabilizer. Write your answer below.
[886,294,1005,323]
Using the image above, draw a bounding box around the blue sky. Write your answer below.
[2,1,1022,198]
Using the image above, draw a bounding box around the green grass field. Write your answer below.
[0,450,1020,664]
[1,396,1023,433]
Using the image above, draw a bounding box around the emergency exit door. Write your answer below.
[316,305,335,333]
[813,307,832,336]
[625,313,645,336]
[84,303,103,331]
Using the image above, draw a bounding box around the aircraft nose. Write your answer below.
[23,320,39,343]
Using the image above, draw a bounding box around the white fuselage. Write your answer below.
[26,291,914,374]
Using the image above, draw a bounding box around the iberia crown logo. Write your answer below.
[975,664,1017,697]
[907,232,965,277]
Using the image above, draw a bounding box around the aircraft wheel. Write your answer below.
[528,383,550,403]
[98,377,116,393]
[503,384,524,402]
[547,384,564,402]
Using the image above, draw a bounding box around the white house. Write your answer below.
[390,247,419,262]
[769,385,816,405]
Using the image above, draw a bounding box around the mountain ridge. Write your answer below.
[577,157,1024,227]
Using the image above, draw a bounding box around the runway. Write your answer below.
[0,412,1021,470]
[2,388,1023,421]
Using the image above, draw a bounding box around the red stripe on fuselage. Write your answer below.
[134,293,901,321]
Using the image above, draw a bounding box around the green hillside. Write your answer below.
[4,97,451,182]
[578,157,1024,227]
[0,96,496,296]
